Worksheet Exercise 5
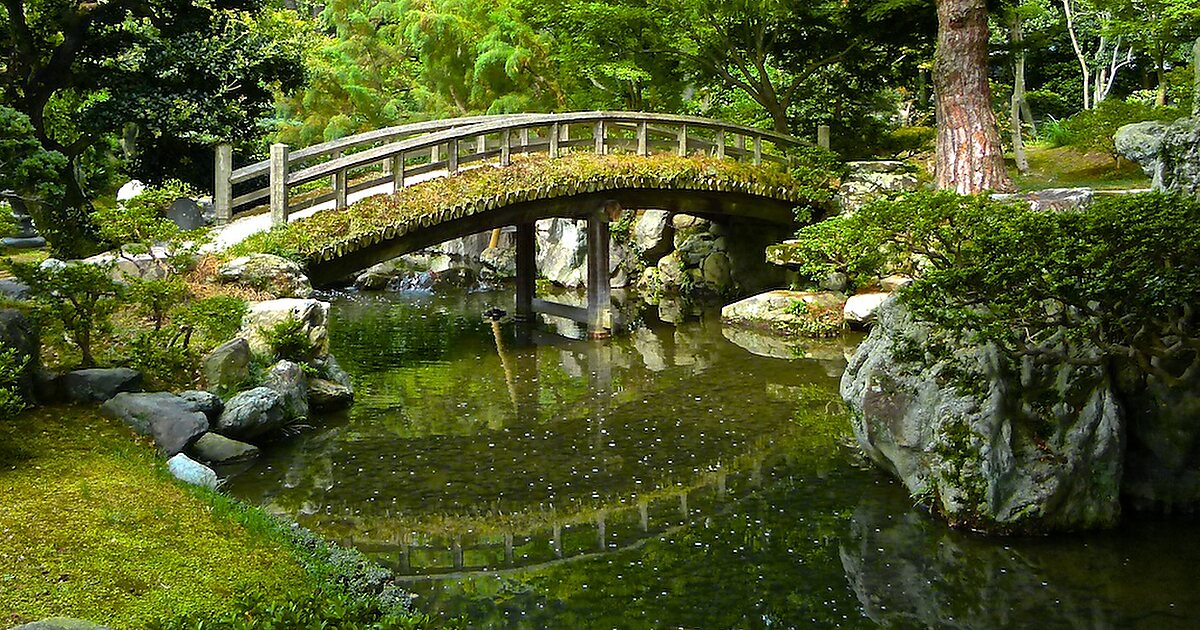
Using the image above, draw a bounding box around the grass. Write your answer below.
[0,248,48,278]
[1011,143,1151,192]
[0,406,429,629]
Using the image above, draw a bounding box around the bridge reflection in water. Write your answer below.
[221,290,858,580]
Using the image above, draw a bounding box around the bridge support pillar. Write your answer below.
[514,222,536,323]
[586,207,615,339]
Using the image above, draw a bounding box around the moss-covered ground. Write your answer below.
[0,406,395,629]
[1012,144,1150,191]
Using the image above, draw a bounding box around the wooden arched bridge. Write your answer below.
[214,112,832,337]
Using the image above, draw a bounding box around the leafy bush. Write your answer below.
[3,260,123,367]
[875,126,936,158]
[0,344,28,421]
[128,277,190,331]
[1056,100,1187,158]
[790,190,1200,384]
[125,329,196,389]
[260,315,313,363]
[1024,89,1075,122]
[176,295,249,345]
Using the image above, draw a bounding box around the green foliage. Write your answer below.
[876,126,936,157]
[1055,99,1187,157]
[176,296,250,346]
[792,190,1200,386]
[260,315,315,364]
[127,277,191,332]
[0,105,87,256]
[0,344,28,421]
[93,181,196,251]
[0,203,15,237]
[3,260,123,368]
[125,328,197,390]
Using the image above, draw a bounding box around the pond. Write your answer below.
[224,289,1200,629]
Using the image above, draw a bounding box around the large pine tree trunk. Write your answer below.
[935,0,1012,193]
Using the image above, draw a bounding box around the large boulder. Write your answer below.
[101,392,209,456]
[1115,120,1170,180]
[214,387,288,440]
[61,368,143,403]
[836,161,921,214]
[1116,117,1200,197]
[202,338,251,392]
[0,279,32,300]
[721,290,846,338]
[309,378,354,412]
[479,246,517,280]
[177,390,224,420]
[0,308,39,399]
[167,453,220,489]
[263,360,309,422]
[841,299,1123,533]
[843,293,890,329]
[536,218,587,287]
[218,254,313,299]
[241,299,330,359]
[632,210,673,261]
[188,432,260,465]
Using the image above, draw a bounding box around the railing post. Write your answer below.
[677,124,688,156]
[735,134,746,157]
[549,122,560,158]
[715,130,725,158]
[448,139,459,175]
[818,125,831,151]
[753,136,762,166]
[269,143,289,225]
[519,127,530,155]
[335,168,348,209]
[214,143,232,225]
[637,120,648,156]
[594,120,606,155]
[477,134,487,154]
[500,129,511,166]
[330,149,342,195]
[392,153,405,192]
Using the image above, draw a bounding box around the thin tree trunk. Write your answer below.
[1011,15,1029,174]
[1155,44,1167,107]
[1062,0,1091,110]
[1194,37,1200,117]
[934,0,1012,193]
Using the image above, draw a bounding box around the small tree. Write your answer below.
[3,261,123,368]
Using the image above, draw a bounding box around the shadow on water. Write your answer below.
[222,288,1200,629]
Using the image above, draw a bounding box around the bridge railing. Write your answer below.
[214,112,828,226]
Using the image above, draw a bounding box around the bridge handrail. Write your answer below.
[214,111,827,225]
[228,113,543,185]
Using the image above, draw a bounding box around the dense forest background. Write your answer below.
[1,0,1197,254]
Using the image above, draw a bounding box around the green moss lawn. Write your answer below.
[1012,144,1150,191]
[0,406,312,628]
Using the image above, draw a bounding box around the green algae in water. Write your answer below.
[223,290,1200,629]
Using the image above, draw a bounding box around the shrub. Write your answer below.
[0,344,28,421]
[1025,89,1075,122]
[790,190,1200,384]
[128,277,190,331]
[1057,99,1187,158]
[125,329,196,389]
[876,126,936,158]
[176,295,249,345]
[3,260,123,368]
[260,315,313,363]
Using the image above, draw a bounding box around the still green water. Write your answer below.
[225,290,1200,629]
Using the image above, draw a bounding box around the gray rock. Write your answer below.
[675,233,717,266]
[536,218,587,287]
[671,214,709,231]
[721,290,846,337]
[101,392,209,456]
[1115,120,1169,179]
[315,355,353,390]
[841,299,1123,533]
[61,368,142,403]
[241,299,330,359]
[11,619,114,630]
[479,246,516,280]
[633,210,673,261]
[178,390,224,419]
[0,278,32,300]
[215,387,287,440]
[166,197,205,231]
[203,338,251,392]
[843,293,890,329]
[0,308,38,399]
[1157,117,1200,197]
[837,161,922,214]
[994,188,1095,212]
[188,432,260,464]
[167,453,220,489]
[263,360,309,422]
[116,180,145,202]
[656,252,687,290]
[819,272,850,293]
[218,254,313,299]
[309,378,354,412]
[700,252,732,291]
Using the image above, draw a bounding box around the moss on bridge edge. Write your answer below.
[230,153,840,266]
